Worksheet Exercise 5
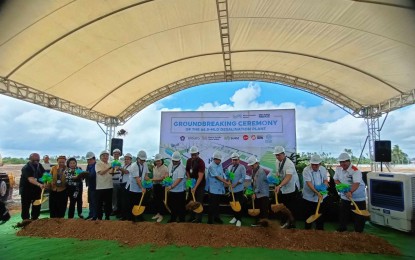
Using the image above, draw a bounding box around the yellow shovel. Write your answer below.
[271,191,285,213]
[306,196,323,224]
[163,188,171,213]
[191,191,203,213]
[33,188,46,206]
[248,196,260,216]
[132,192,145,216]
[350,198,370,217]
[229,185,241,212]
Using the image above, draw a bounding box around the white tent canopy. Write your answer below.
[0,0,414,125]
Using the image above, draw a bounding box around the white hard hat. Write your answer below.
[213,151,222,160]
[231,152,240,159]
[171,151,181,161]
[247,155,258,166]
[112,148,121,154]
[310,154,322,164]
[154,154,163,161]
[86,152,95,159]
[137,150,147,160]
[124,153,133,159]
[99,150,109,157]
[272,146,285,155]
[189,146,199,154]
[338,152,351,161]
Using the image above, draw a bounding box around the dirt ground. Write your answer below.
[16,218,400,255]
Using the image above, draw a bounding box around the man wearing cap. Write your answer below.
[20,153,45,220]
[206,151,229,224]
[119,153,132,221]
[302,154,329,230]
[273,146,300,229]
[111,148,122,217]
[41,155,53,173]
[95,150,114,220]
[185,146,206,223]
[247,155,269,226]
[126,150,149,222]
[334,152,367,232]
[227,152,246,227]
[85,152,97,220]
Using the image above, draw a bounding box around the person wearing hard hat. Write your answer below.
[150,154,168,222]
[166,151,186,223]
[247,155,269,226]
[206,151,230,224]
[48,155,68,219]
[185,146,206,223]
[126,150,149,222]
[95,150,114,220]
[85,152,97,220]
[273,146,300,229]
[119,153,133,221]
[302,154,329,230]
[111,148,122,218]
[334,152,367,233]
[227,152,246,227]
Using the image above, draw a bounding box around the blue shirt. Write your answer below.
[227,163,246,193]
[208,162,226,195]
[86,163,96,191]
[253,167,268,198]
[302,165,328,202]
[167,162,186,192]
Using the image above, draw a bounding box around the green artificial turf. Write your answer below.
[1,211,414,260]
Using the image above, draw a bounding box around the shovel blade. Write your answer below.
[33,199,41,206]
[271,203,285,213]
[132,205,145,216]
[40,197,49,204]
[352,209,370,217]
[248,209,260,216]
[306,213,322,224]
[193,205,203,213]
[230,201,241,212]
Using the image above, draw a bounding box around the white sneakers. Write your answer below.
[157,215,163,223]
[151,213,162,219]
[229,217,241,227]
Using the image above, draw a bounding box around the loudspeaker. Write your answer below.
[110,138,123,156]
[374,140,391,162]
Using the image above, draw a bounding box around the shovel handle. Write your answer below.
[229,185,236,202]
[138,192,145,207]
[315,196,322,215]
[349,198,362,214]
[252,196,255,209]
[40,188,45,199]
[191,191,196,202]
[274,191,279,204]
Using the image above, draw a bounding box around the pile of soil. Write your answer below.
[16,219,400,255]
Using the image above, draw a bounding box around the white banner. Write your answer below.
[159,109,296,175]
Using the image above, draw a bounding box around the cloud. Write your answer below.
[1,83,415,160]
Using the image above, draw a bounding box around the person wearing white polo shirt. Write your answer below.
[273,146,300,229]
[302,154,329,230]
[334,152,367,233]
[94,150,114,220]
[227,152,246,227]
[111,148,122,217]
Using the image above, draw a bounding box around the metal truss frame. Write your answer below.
[216,0,233,82]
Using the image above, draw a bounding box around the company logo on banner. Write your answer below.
[160,110,296,175]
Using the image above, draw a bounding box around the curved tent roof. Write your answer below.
[0,0,414,125]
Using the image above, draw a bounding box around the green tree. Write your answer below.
[392,145,409,164]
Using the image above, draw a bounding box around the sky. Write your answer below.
[0,81,414,160]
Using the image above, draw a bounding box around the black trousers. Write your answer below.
[119,183,129,219]
[231,191,244,220]
[279,189,299,222]
[153,184,165,215]
[254,196,269,220]
[208,193,222,222]
[128,191,144,222]
[338,199,367,232]
[189,185,204,221]
[95,188,112,220]
[49,190,68,218]
[21,192,41,220]
[67,186,83,218]
[303,198,328,230]
[168,191,186,222]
